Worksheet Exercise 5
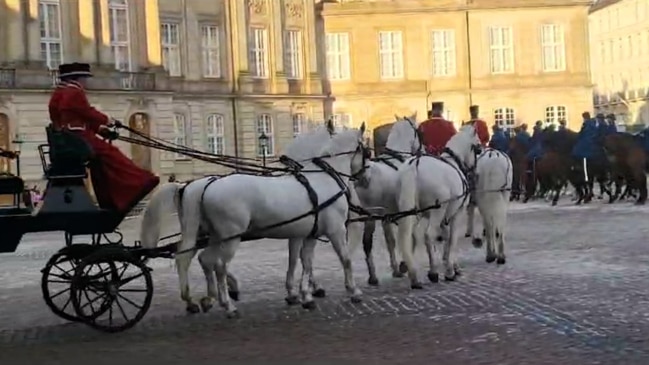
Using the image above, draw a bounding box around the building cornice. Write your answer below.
[589,0,624,14]
[320,0,593,16]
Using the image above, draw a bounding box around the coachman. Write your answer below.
[48,62,159,213]
[418,101,457,155]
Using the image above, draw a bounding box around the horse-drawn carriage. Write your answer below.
[0,125,186,333]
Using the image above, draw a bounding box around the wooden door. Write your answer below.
[129,113,152,170]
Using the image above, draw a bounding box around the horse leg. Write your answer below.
[299,238,317,309]
[197,241,220,313]
[327,227,363,303]
[396,213,423,289]
[382,221,402,278]
[465,201,475,238]
[284,238,302,305]
[442,217,460,281]
[362,220,379,285]
[634,170,647,205]
[214,238,241,318]
[421,217,439,283]
[175,250,199,314]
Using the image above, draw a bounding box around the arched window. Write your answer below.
[292,113,307,138]
[206,114,224,155]
[256,114,274,157]
[545,105,567,125]
[173,113,188,160]
[493,108,515,131]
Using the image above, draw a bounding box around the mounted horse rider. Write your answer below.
[418,101,457,155]
[571,111,603,184]
[48,62,160,214]
[605,114,618,134]
[524,121,545,193]
[467,105,490,146]
[489,124,509,152]
[558,119,567,131]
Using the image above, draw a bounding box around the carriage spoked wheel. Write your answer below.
[70,249,153,333]
[41,251,83,322]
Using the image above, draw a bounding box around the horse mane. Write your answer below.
[283,125,332,160]
[385,117,418,151]
[319,127,360,156]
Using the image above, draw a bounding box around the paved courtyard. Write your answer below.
[2,200,649,364]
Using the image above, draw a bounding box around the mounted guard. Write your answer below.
[48,62,159,214]
[488,124,509,152]
[418,101,457,155]
[467,105,489,146]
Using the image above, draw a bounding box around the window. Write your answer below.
[250,28,269,78]
[293,113,307,138]
[332,113,351,132]
[489,26,514,74]
[39,0,62,69]
[545,106,567,125]
[325,33,350,80]
[541,24,566,72]
[201,25,221,78]
[206,114,224,155]
[161,23,181,76]
[285,30,303,79]
[431,30,456,77]
[108,0,130,71]
[173,113,188,160]
[257,114,274,157]
[378,31,404,79]
[493,108,516,130]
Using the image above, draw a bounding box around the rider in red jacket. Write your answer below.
[468,105,490,146]
[48,62,159,214]
[418,101,457,155]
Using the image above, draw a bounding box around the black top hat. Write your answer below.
[606,113,616,120]
[58,62,93,79]
[431,101,444,110]
[469,105,479,112]
[595,113,605,119]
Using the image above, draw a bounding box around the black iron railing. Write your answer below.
[119,72,156,91]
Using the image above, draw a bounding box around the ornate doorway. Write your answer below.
[128,113,152,170]
[0,113,10,173]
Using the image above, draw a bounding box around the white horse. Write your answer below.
[354,114,422,283]
[396,124,482,288]
[172,126,367,316]
[464,148,513,264]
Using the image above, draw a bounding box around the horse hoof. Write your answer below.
[350,295,363,304]
[410,282,423,290]
[427,272,439,283]
[186,303,201,314]
[398,261,408,274]
[302,301,317,310]
[228,290,240,302]
[392,271,404,278]
[464,232,471,238]
[486,255,497,263]
[285,295,300,306]
[497,257,506,265]
[635,200,646,206]
[444,274,456,282]
[226,310,240,319]
[367,277,380,286]
[551,200,557,206]
[472,237,483,248]
[199,297,214,313]
[313,288,326,298]
[454,267,463,276]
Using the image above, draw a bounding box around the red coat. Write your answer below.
[418,117,457,155]
[470,118,490,146]
[48,81,159,214]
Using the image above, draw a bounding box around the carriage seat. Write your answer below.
[0,173,24,195]
[45,125,95,178]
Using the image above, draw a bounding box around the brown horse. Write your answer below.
[507,132,529,201]
[603,133,647,204]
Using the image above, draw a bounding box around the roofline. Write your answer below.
[589,0,623,14]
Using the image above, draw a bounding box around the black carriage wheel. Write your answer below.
[70,251,153,333]
[41,252,82,322]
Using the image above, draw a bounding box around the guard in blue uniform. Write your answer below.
[558,119,567,131]
[526,121,545,161]
[572,112,599,181]
[606,114,618,134]
[514,124,531,149]
[489,124,509,152]
[596,113,609,138]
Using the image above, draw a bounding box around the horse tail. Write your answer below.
[139,182,183,249]
[396,162,419,275]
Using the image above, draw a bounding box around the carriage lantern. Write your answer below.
[258,132,269,167]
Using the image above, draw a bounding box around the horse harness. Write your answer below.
[178,141,370,249]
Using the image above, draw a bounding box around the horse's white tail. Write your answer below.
[396,164,418,274]
[139,182,183,248]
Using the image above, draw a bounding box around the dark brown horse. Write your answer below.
[507,131,529,201]
[528,129,579,205]
[603,132,647,204]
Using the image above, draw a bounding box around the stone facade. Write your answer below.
[589,0,649,128]
[318,0,594,132]
[0,0,327,182]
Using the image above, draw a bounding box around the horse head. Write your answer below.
[386,114,421,155]
[283,124,334,161]
[449,124,483,169]
[321,122,368,178]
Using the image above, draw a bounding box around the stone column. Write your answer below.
[25,0,41,64]
[143,0,161,68]
[78,0,98,63]
[4,0,26,62]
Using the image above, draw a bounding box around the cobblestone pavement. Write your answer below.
[2,200,649,364]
